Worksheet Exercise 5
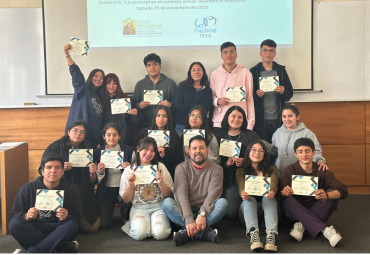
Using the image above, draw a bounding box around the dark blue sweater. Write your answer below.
[65,64,103,147]
[173,82,213,126]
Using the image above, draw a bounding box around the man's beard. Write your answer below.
[191,153,207,166]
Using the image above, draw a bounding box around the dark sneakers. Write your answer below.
[59,241,80,253]
[201,227,219,243]
[173,229,191,246]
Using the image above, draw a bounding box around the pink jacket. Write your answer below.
[210,63,255,130]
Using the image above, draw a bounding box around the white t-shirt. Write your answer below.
[119,162,174,205]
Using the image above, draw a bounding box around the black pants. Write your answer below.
[9,217,78,253]
[253,119,280,143]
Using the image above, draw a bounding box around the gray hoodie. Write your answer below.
[272,122,325,176]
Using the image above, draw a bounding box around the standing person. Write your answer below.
[173,62,213,134]
[162,135,228,246]
[181,106,220,164]
[63,44,105,148]
[250,39,293,143]
[236,140,279,252]
[210,42,255,134]
[94,123,134,229]
[133,53,177,128]
[9,154,80,253]
[119,137,174,241]
[134,105,183,178]
[39,120,100,233]
[280,138,348,248]
[102,73,141,147]
[272,104,329,176]
[216,106,260,220]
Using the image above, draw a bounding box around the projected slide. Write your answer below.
[87,0,292,48]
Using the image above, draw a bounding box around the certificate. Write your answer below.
[110,98,131,114]
[69,149,93,167]
[219,139,241,158]
[245,175,271,196]
[70,37,90,57]
[292,175,318,196]
[148,130,170,147]
[226,87,246,102]
[144,90,163,105]
[35,189,64,211]
[183,129,205,147]
[259,76,279,92]
[133,165,158,185]
[101,150,124,169]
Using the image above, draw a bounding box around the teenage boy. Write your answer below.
[9,153,80,253]
[250,39,293,143]
[162,135,228,246]
[279,138,348,247]
[210,42,255,134]
[133,53,177,128]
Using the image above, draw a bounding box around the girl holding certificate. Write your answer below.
[94,123,134,229]
[101,73,141,147]
[272,104,329,176]
[63,44,106,148]
[181,106,220,164]
[173,62,213,134]
[119,137,174,241]
[216,106,260,220]
[135,105,183,178]
[236,140,279,252]
[39,119,100,233]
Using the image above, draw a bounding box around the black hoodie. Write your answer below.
[9,176,80,223]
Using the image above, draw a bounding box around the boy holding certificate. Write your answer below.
[9,154,80,253]
[250,39,293,143]
[279,138,348,248]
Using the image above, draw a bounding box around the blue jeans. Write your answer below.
[175,124,185,135]
[223,185,242,220]
[239,196,278,234]
[162,198,228,235]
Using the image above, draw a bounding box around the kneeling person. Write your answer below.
[9,153,80,253]
[280,138,348,248]
[162,135,228,246]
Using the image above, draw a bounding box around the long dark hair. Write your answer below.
[241,139,273,176]
[182,62,210,88]
[220,106,248,130]
[60,119,91,151]
[86,69,105,104]
[150,105,176,154]
[131,137,159,168]
[184,106,213,147]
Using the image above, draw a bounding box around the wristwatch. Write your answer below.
[198,211,205,217]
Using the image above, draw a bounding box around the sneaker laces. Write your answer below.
[324,226,340,239]
[249,229,261,243]
[291,222,304,232]
[266,231,277,244]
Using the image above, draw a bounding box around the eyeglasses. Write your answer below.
[251,148,265,154]
[261,49,276,53]
[190,68,202,72]
[189,114,202,120]
[71,128,86,135]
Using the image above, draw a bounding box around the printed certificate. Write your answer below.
[144,90,163,105]
[219,139,241,158]
[245,175,271,196]
[259,76,279,92]
[35,189,64,211]
[69,149,93,167]
[148,130,170,147]
[292,175,318,196]
[133,165,158,185]
[70,37,90,57]
[101,150,124,169]
[183,129,205,147]
[110,98,131,114]
[226,87,246,102]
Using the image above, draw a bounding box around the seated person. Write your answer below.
[162,135,228,246]
[279,138,348,248]
[236,140,279,252]
[9,153,80,253]
[119,137,174,241]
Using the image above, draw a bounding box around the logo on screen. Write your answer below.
[123,18,136,35]
[194,16,217,28]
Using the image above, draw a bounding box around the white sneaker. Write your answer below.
[290,222,305,242]
[265,230,278,252]
[323,226,342,247]
[12,249,24,254]
[247,228,263,251]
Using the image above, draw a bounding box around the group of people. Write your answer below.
[8,40,348,253]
